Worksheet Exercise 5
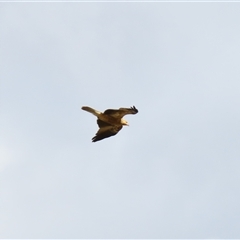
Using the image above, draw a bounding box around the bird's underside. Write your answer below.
[92,120,123,142]
[82,106,138,142]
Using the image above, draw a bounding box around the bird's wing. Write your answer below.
[81,106,101,117]
[92,125,123,142]
[97,119,112,128]
[103,106,138,118]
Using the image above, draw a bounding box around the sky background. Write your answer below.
[1,2,240,239]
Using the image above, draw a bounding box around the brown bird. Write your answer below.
[82,106,138,142]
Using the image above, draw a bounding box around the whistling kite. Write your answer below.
[82,106,138,142]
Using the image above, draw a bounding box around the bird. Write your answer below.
[81,105,138,142]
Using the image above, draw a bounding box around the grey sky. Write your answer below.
[1,2,240,238]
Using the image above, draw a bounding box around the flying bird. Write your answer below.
[82,105,138,142]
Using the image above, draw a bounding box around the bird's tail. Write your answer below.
[81,106,101,117]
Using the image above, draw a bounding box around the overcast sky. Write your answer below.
[1,2,240,239]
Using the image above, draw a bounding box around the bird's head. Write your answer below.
[121,118,129,126]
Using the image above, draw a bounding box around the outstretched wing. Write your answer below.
[97,119,112,128]
[92,125,123,142]
[104,106,138,118]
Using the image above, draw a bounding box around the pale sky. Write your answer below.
[1,2,240,238]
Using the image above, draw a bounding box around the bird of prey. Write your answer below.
[82,105,138,142]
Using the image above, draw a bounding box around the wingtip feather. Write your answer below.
[131,105,138,113]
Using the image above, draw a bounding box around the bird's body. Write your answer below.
[82,106,138,142]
